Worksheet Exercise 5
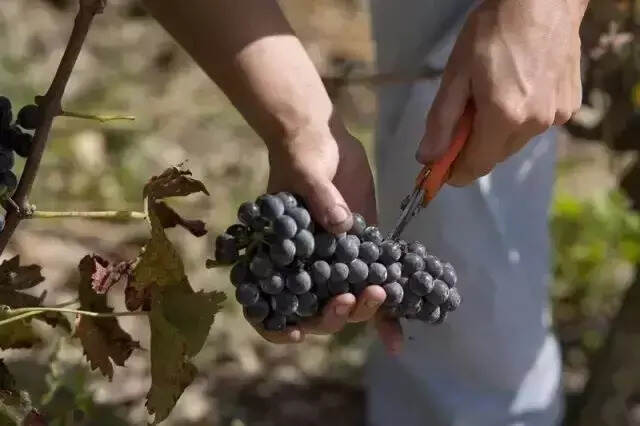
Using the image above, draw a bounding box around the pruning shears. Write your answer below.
[389,101,475,240]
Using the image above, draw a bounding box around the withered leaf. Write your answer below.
[143,166,209,202]
[75,256,140,381]
[0,257,70,333]
[153,201,207,237]
[89,255,132,295]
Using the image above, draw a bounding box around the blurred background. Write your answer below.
[1,0,639,425]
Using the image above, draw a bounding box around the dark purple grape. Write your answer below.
[382,282,403,307]
[335,235,359,263]
[16,104,42,130]
[397,240,408,253]
[297,292,318,317]
[358,241,380,264]
[257,194,285,219]
[250,215,270,232]
[259,272,285,295]
[398,276,409,289]
[349,280,368,295]
[249,253,273,278]
[238,201,260,226]
[0,97,12,132]
[314,280,330,300]
[243,298,270,323]
[367,262,387,285]
[442,287,461,312]
[408,271,434,296]
[8,127,32,157]
[426,280,449,305]
[287,313,303,326]
[328,280,349,295]
[408,241,427,257]
[226,224,249,242]
[236,283,260,306]
[273,291,299,315]
[276,191,297,211]
[230,260,251,286]
[270,238,296,267]
[441,262,457,288]
[286,270,312,295]
[273,214,298,239]
[362,226,383,245]
[264,314,287,331]
[425,255,444,278]
[349,213,367,237]
[385,262,402,283]
[434,310,448,324]
[294,229,315,258]
[347,259,369,284]
[287,207,311,230]
[314,233,336,258]
[215,233,239,264]
[379,240,402,265]
[0,148,14,171]
[310,260,331,285]
[401,293,423,316]
[402,253,424,275]
[417,303,440,323]
[330,262,349,283]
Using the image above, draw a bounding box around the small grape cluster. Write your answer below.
[215,192,461,331]
[0,97,38,230]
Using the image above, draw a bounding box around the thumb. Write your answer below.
[416,72,470,164]
[299,175,353,235]
[374,312,404,356]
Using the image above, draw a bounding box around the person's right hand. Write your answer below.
[258,116,403,353]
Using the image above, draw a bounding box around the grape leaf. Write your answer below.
[143,165,209,202]
[0,360,45,426]
[0,309,41,350]
[0,256,70,333]
[146,285,224,423]
[153,201,207,237]
[89,255,132,295]
[74,256,140,380]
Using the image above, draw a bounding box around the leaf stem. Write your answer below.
[29,210,146,220]
[60,110,135,123]
[8,306,146,317]
[0,0,106,254]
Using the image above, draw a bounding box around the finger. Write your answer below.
[374,312,404,356]
[256,326,305,344]
[416,71,471,164]
[299,174,354,235]
[348,285,386,323]
[300,292,356,334]
[448,104,506,186]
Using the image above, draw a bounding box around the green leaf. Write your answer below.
[145,285,224,423]
[75,256,140,380]
[0,311,41,350]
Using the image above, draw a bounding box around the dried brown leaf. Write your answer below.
[152,201,207,237]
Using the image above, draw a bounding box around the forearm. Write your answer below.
[142,0,334,148]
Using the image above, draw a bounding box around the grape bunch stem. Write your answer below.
[0,0,106,254]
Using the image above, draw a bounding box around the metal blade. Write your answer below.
[389,188,424,240]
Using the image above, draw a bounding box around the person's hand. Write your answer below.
[416,0,586,185]
[257,116,403,353]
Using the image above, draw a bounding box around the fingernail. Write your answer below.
[335,304,350,316]
[366,300,381,308]
[326,205,349,226]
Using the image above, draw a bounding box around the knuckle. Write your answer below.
[489,97,527,127]
[554,110,572,125]
[531,112,554,129]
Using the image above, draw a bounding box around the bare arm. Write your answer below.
[143,0,400,352]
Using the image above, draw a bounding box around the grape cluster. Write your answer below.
[215,192,461,331]
[0,97,37,230]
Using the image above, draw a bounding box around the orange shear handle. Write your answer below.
[417,101,476,205]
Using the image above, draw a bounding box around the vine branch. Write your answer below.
[0,0,106,254]
[0,306,145,327]
[60,110,135,123]
[29,210,146,220]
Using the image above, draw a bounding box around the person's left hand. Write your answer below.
[416,0,586,185]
